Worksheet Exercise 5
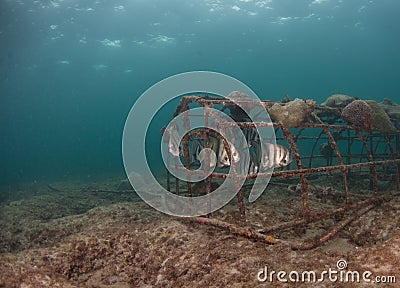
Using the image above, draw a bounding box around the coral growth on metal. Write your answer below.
[165,95,400,249]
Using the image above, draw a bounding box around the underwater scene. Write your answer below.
[1,0,400,287]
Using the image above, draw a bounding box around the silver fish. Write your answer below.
[251,140,292,173]
[197,135,240,168]
[167,127,202,165]
[233,128,290,174]
[167,125,181,157]
[167,127,240,168]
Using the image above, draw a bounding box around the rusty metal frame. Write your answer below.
[166,95,400,249]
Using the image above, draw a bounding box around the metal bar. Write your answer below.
[347,129,351,166]
[166,154,170,192]
[181,101,192,197]
[382,134,400,189]
[357,132,378,195]
[204,102,212,216]
[313,113,350,204]
[279,125,309,219]
[308,130,324,168]
[202,159,400,180]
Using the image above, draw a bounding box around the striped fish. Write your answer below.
[251,141,292,173]
[166,123,204,165]
[167,126,181,158]
[237,128,292,174]
[196,135,240,168]
[168,128,239,168]
[168,126,290,173]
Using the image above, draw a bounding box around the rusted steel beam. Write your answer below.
[202,159,400,180]
[216,121,354,130]
[173,96,192,117]
[279,124,310,219]
[397,134,400,187]
[192,217,286,245]
[180,102,192,197]
[203,102,212,216]
[383,134,400,190]
[261,195,389,234]
[175,178,179,195]
[166,150,171,192]
[308,130,325,168]
[271,159,400,179]
[357,132,378,195]
[293,204,376,250]
[172,159,400,182]
[217,118,246,218]
[190,194,390,250]
[166,169,170,192]
[312,113,350,204]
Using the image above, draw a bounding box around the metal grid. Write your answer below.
[164,95,400,249]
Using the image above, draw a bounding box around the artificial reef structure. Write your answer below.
[162,93,400,250]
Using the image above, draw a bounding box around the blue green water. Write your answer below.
[1,0,400,185]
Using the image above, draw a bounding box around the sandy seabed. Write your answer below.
[0,176,399,288]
